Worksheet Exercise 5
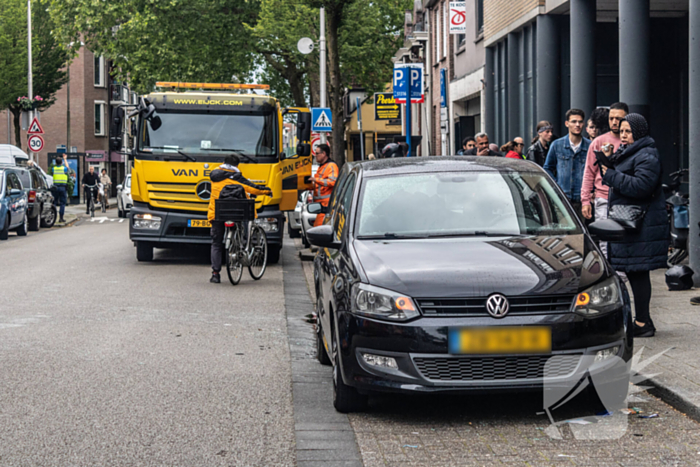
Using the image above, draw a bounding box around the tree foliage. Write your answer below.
[0,0,69,149]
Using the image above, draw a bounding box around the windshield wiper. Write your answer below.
[205,149,258,163]
[177,150,196,162]
[357,233,429,240]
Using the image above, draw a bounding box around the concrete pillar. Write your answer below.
[619,0,650,117]
[690,0,700,284]
[536,15,560,133]
[570,0,596,117]
[507,32,520,140]
[485,46,495,138]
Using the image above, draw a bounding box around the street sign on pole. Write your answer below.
[311,108,333,132]
[356,97,365,160]
[449,2,467,34]
[27,134,44,152]
[392,64,424,104]
[27,117,44,134]
[374,93,401,120]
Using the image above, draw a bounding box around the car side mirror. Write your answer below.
[588,219,626,242]
[307,202,323,214]
[116,184,123,191]
[307,224,341,249]
[9,189,21,196]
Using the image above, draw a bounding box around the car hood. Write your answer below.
[352,235,607,298]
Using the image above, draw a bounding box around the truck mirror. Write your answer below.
[144,104,156,120]
[109,136,122,151]
[149,116,162,131]
[296,143,311,158]
[297,112,312,143]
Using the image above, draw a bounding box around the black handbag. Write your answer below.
[608,204,647,233]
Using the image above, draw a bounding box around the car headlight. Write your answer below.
[350,283,419,321]
[574,276,623,316]
[133,213,162,230]
[254,217,279,232]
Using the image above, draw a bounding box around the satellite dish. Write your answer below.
[297,37,315,55]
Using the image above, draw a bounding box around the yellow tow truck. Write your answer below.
[120,82,312,263]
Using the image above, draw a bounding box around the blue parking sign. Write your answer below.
[311,108,333,132]
[393,64,424,104]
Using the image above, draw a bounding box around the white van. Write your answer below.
[0,144,52,186]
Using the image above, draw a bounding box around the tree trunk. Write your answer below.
[10,107,22,150]
[326,5,345,167]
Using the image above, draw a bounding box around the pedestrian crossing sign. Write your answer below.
[311,108,332,132]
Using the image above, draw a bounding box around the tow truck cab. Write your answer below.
[121,82,312,263]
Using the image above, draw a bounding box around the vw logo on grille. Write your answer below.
[195,181,212,200]
[486,294,510,318]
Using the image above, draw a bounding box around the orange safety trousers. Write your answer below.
[312,161,339,226]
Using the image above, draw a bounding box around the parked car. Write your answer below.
[0,169,29,240]
[116,174,132,218]
[287,164,319,240]
[299,191,317,248]
[4,165,54,231]
[308,157,633,413]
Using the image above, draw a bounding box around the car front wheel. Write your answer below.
[331,325,368,413]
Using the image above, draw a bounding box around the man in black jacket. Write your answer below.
[462,132,500,156]
[81,166,101,214]
[525,121,554,166]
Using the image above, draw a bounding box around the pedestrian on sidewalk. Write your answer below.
[463,133,501,156]
[457,136,476,155]
[600,113,669,338]
[501,137,525,159]
[581,102,629,255]
[544,109,590,215]
[525,121,554,166]
[100,169,112,208]
[586,107,610,140]
[49,156,69,223]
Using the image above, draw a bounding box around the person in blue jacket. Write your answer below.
[600,113,669,338]
[544,109,590,216]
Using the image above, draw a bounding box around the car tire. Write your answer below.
[287,221,301,238]
[302,234,310,249]
[41,206,57,228]
[0,216,9,241]
[267,245,281,264]
[136,242,154,262]
[16,214,28,236]
[117,199,124,218]
[333,350,368,413]
[316,299,331,366]
[28,210,40,232]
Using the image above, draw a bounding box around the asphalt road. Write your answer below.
[0,213,294,466]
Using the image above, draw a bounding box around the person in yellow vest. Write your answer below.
[49,156,70,223]
[207,155,272,283]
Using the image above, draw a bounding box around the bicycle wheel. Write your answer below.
[248,225,268,280]
[226,226,244,285]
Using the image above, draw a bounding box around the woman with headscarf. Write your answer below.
[600,113,669,337]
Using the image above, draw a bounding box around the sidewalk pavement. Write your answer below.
[644,269,700,420]
[54,197,118,227]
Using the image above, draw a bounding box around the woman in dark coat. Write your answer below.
[601,113,669,337]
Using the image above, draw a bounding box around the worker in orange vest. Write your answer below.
[312,143,339,227]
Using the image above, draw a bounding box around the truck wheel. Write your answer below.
[136,242,154,262]
[267,245,281,264]
[28,211,40,232]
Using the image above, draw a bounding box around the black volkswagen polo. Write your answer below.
[307,157,633,413]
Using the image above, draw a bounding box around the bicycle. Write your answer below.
[84,184,98,218]
[215,197,269,285]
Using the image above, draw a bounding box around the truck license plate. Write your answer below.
[448,327,551,354]
[188,219,211,228]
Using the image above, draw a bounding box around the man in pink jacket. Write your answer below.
[581,102,629,254]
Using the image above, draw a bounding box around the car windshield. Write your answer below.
[139,110,278,160]
[356,171,581,238]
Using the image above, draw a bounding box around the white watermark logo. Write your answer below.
[543,346,671,440]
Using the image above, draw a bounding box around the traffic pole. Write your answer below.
[319,7,327,145]
[27,0,33,160]
[406,97,411,157]
[356,97,364,160]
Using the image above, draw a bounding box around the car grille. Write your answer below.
[416,294,575,317]
[413,354,581,382]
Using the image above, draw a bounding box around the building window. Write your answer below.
[476,0,484,37]
[94,101,105,136]
[94,55,105,87]
[457,34,466,49]
[442,2,448,58]
[436,8,441,61]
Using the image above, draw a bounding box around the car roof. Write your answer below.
[352,156,546,177]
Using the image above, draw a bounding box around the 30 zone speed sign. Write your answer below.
[28,134,44,152]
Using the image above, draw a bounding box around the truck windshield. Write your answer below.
[139,110,278,161]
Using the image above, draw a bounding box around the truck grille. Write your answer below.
[147,181,208,211]
[416,294,575,317]
[413,354,581,382]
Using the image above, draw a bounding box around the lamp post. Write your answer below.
[320,7,327,145]
[27,0,33,161]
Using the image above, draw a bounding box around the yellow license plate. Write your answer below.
[188,219,211,228]
[448,327,551,354]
